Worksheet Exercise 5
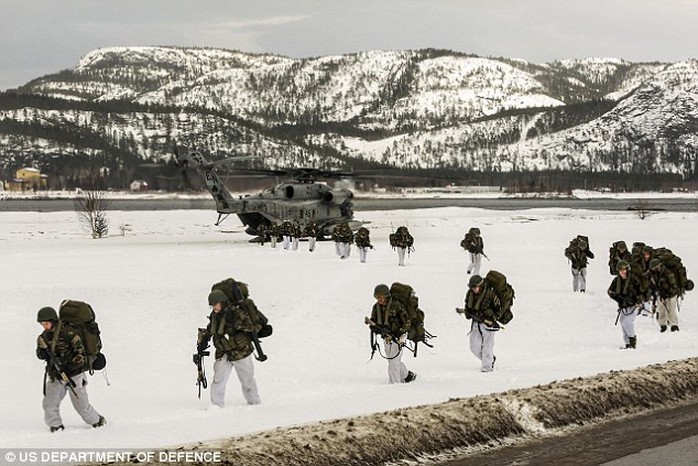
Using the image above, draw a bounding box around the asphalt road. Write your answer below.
[1,197,697,212]
[437,401,698,466]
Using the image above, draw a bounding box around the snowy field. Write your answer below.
[0,206,696,450]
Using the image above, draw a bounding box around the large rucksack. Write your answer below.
[211,278,273,338]
[389,226,414,248]
[483,270,515,325]
[652,248,694,295]
[58,299,106,372]
[389,282,429,345]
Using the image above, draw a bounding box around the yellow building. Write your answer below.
[6,167,48,191]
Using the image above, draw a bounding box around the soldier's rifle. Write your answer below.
[455,307,503,331]
[363,317,415,358]
[192,348,209,399]
[42,345,78,399]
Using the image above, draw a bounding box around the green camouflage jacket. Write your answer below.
[36,326,86,379]
[370,299,411,338]
[203,304,258,361]
[608,272,644,308]
[464,284,499,324]
[650,266,680,299]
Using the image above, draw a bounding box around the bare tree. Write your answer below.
[74,190,111,238]
[632,199,652,220]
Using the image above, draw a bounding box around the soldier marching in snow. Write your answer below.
[648,258,681,333]
[564,235,595,292]
[333,222,354,259]
[389,226,414,266]
[304,220,318,252]
[354,226,373,263]
[366,284,416,384]
[608,240,632,275]
[280,220,293,250]
[607,260,644,349]
[457,273,513,373]
[461,227,485,275]
[36,306,106,432]
[197,290,262,406]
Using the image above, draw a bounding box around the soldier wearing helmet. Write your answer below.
[36,306,105,432]
[608,240,632,275]
[607,260,644,349]
[197,287,262,406]
[564,235,595,292]
[366,284,416,384]
[648,257,681,332]
[457,274,501,372]
[461,227,485,276]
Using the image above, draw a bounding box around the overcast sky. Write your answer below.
[2,0,697,91]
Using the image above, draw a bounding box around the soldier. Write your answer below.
[608,260,644,349]
[36,306,106,432]
[608,241,632,275]
[648,258,681,332]
[366,285,416,384]
[564,236,595,292]
[354,226,373,263]
[304,220,318,252]
[291,220,302,251]
[461,227,485,275]
[197,290,261,407]
[335,222,354,259]
[269,223,279,248]
[257,223,268,246]
[280,220,293,250]
[389,226,414,266]
[458,275,500,372]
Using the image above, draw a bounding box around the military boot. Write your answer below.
[628,336,637,349]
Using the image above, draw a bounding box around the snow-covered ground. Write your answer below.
[0,206,696,451]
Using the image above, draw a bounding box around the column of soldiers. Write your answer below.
[35,225,692,431]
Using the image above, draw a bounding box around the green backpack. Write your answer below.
[484,270,515,325]
[211,278,272,338]
[57,299,106,372]
[652,248,694,295]
[389,282,430,345]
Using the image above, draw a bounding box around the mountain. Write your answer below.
[0,46,696,190]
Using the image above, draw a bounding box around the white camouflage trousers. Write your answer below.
[282,235,291,249]
[397,247,406,266]
[467,252,482,275]
[657,296,679,327]
[211,354,260,406]
[383,338,409,384]
[469,321,496,372]
[308,237,316,252]
[43,372,101,428]
[358,246,369,263]
[618,307,637,345]
[571,267,587,292]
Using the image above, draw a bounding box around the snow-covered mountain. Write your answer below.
[0,46,695,187]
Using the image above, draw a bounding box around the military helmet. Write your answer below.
[616,260,630,272]
[468,274,484,288]
[643,245,653,254]
[373,284,390,298]
[37,306,58,322]
[649,258,663,270]
[617,241,627,251]
[578,239,588,249]
[208,290,228,306]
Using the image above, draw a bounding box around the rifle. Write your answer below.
[364,317,412,358]
[250,332,268,362]
[614,308,622,326]
[192,347,210,399]
[455,307,503,331]
[42,345,78,399]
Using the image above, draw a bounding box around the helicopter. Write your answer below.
[173,148,365,238]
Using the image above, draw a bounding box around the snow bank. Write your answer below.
[110,358,698,466]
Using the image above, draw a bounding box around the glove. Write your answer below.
[483,320,500,331]
[398,335,407,346]
[37,335,48,350]
[196,342,208,354]
[36,348,50,360]
[383,334,392,343]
